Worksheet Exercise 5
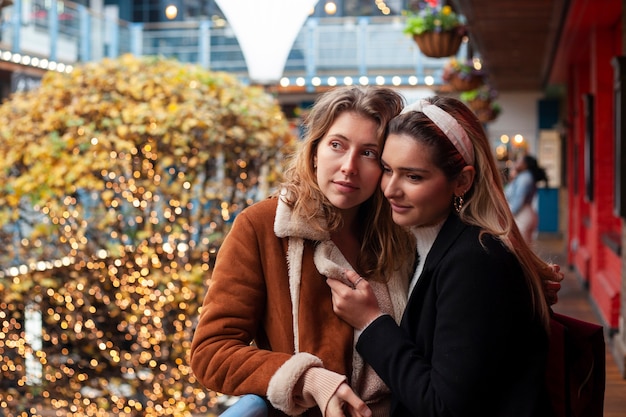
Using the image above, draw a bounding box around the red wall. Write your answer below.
[565,1,623,329]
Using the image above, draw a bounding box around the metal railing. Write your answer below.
[0,0,464,89]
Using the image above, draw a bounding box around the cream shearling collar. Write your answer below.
[267,195,410,412]
[274,192,329,241]
[273,196,409,345]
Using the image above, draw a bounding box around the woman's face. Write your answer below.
[381,133,457,228]
[315,111,382,212]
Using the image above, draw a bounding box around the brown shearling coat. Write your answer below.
[190,196,409,416]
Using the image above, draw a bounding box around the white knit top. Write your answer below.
[409,221,445,295]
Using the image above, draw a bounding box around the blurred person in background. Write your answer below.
[505,154,548,243]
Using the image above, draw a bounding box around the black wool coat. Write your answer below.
[357,214,552,417]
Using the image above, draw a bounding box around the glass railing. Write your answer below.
[0,1,465,87]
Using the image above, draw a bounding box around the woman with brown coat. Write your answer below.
[190,86,415,417]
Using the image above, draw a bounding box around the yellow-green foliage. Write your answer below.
[0,54,294,416]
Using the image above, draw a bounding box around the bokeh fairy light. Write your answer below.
[0,54,295,416]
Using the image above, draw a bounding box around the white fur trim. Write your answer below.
[274,196,330,355]
[313,240,353,285]
[275,192,329,241]
[287,237,304,353]
[267,352,323,415]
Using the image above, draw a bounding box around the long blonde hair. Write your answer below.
[389,96,551,330]
[277,86,415,279]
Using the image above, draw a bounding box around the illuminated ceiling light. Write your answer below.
[392,76,402,86]
[279,77,290,87]
[324,1,337,15]
[375,76,385,85]
[408,76,418,85]
[424,75,434,85]
[514,134,524,145]
[500,134,510,144]
[327,76,337,86]
[296,77,306,86]
[343,76,353,85]
[216,0,320,84]
[359,76,369,85]
[312,77,321,86]
[165,4,178,20]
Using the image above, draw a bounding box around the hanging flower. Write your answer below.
[442,58,484,82]
[459,84,498,103]
[441,57,485,91]
[403,2,465,36]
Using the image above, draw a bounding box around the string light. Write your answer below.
[165,4,178,20]
[324,1,337,15]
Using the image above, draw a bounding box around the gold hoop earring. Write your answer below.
[454,194,464,213]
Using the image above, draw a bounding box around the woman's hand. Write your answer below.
[544,263,564,305]
[325,382,372,417]
[327,270,383,330]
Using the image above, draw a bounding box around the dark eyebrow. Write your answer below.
[381,158,429,174]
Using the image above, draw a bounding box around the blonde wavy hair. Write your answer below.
[276,86,415,280]
[389,96,552,330]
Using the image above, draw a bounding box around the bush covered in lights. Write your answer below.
[0,54,294,416]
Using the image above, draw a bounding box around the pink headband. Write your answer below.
[401,99,475,166]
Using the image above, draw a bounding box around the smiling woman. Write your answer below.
[328,96,563,417]
[381,132,462,229]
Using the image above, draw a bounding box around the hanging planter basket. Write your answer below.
[447,72,483,92]
[413,30,464,58]
[467,98,492,112]
[476,106,501,123]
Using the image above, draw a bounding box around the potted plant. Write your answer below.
[442,58,484,91]
[459,85,498,111]
[403,0,466,58]
[476,101,502,123]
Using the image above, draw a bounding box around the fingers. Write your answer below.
[352,277,364,289]
[344,270,362,287]
[545,281,561,290]
[334,383,372,417]
[545,285,560,306]
[548,263,565,282]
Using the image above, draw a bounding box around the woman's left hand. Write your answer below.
[545,263,564,305]
[327,270,383,330]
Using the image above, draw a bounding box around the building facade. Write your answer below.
[1,0,625,377]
